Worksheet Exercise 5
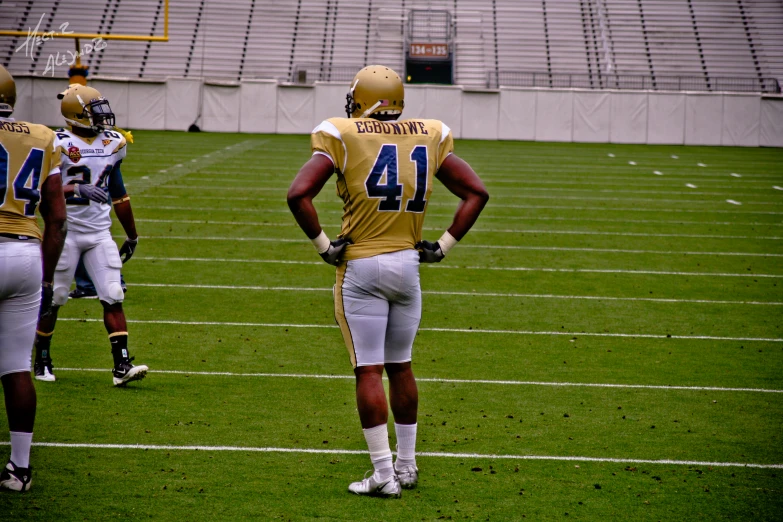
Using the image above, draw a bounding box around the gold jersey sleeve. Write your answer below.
[0,120,59,240]
[311,117,454,261]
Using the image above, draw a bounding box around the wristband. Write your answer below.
[438,231,458,255]
[311,230,331,254]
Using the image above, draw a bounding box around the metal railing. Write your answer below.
[487,71,781,94]
[408,9,452,41]
[291,64,363,84]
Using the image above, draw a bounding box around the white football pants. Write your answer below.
[334,249,422,367]
[54,229,124,306]
[0,241,41,377]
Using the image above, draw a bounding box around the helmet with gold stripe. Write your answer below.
[57,83,115,132]
[345,65,404,119]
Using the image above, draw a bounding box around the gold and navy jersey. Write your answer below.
[55,128,127,234]
[0,117,61,240]
[311,117,454,261]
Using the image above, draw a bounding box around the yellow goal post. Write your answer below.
[0,0,169,42]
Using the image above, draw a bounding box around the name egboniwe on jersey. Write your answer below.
[312,117,453,261]
[55,127,127,234]
[353,119,431,136]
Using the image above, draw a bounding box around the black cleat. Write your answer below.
[0,461,32,492]
[69,287,98,299]
[113,357,148,387]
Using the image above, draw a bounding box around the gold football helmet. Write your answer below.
[57,83,115,131]
[0,65,15,116]
[345,65,404,119]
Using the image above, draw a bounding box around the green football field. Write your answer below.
[2,132,782,520]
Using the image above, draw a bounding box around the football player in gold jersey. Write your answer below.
[0,66,67,491]
[288,65,488,498]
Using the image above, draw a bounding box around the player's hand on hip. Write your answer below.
[320,238,351,266]
[39,282,54,318]
[74,183,109,204]
[119,237,138,263]
[415,240,445,263]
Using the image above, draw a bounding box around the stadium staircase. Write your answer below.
[2,0,781,92]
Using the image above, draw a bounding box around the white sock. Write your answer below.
[10,431,32,469]
[394,422,417,468]
[363,424,393,479]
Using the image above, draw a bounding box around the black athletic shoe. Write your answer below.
[69,287,98,299]
[112,357,148,387]
[33,358,55,382]
[0,461,32,492]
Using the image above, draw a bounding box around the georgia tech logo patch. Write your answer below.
[67,145,81,162]
[103,139,112,147]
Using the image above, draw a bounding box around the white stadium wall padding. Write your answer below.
[11,76,783,147]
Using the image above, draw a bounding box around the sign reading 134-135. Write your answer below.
[409,43,449,59]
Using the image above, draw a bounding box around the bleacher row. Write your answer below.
[2,0,782,91]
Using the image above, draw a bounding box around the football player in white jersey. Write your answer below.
[33,84,147,387]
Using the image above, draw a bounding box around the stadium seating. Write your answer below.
[2,0,781,92]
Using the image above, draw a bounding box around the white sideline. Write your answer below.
[54,367,783,394]
[134,256,783,278]
[132,235,783,257]
[129,283,783,306]
[57,318,783,342]
[1,442,779,469]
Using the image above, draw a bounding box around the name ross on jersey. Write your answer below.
[0,121,31,134]
[354,120,430,136]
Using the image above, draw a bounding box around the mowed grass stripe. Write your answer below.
[56,318,782,342]
[137,193,783,215]
[128,282,783,306]
[137,204,783,228]
[2,442,780,469]
[133,219,783,240]
[129,236,783,257]
[54,367,783,394]
[176,176,781,197]
[133,256,783,278]
[154,184,782,205]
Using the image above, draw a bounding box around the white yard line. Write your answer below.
[131,236,783,257]
[172,180,776,199]
[138,206,783,228]
[129,283,783,306]
[135,196,783,215]
[134,256,783,278]
[134,220,783,240]
[2,441,779,469]
[156,186,781,205]
[129,140,266,195]
[57,318,783,342]
[53,367,783,394]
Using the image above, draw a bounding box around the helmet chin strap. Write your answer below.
[360,101,383,118]
[64,118,92,129]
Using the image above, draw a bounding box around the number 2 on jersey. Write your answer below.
[0,143,44,216]
[365,144,428,213]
